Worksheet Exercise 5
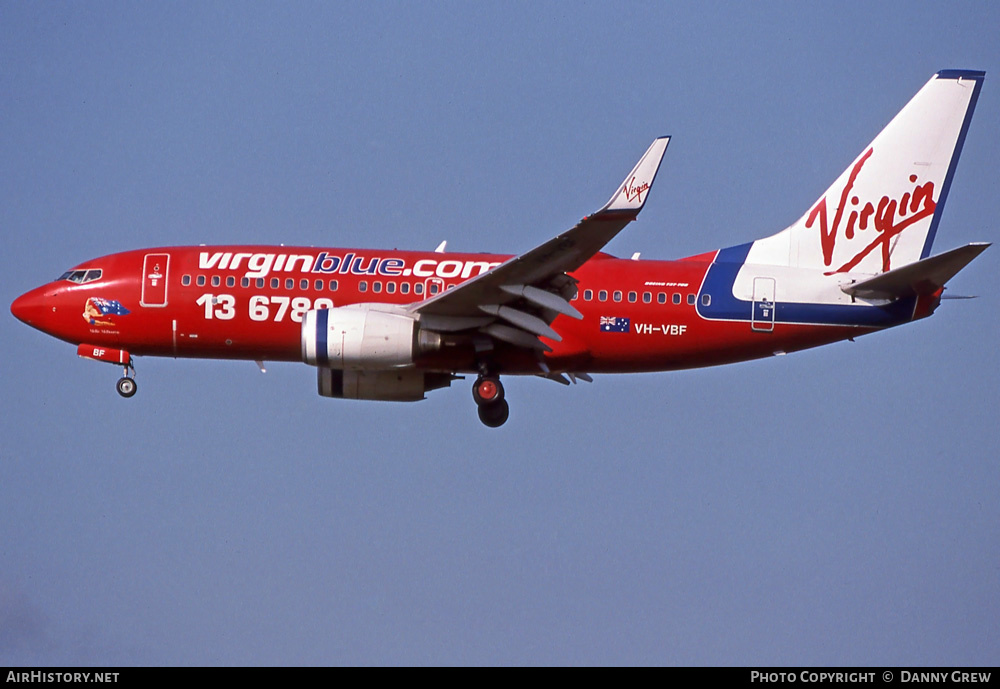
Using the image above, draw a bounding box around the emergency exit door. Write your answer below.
[141,253,170,307]
[751,277,775,332]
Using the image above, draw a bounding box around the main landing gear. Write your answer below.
[116,361,137,398]
[473,374,509,428]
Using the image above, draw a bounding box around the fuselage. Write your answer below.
[11,244,922,376]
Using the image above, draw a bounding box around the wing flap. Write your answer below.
[481,323,552,352]
[479,304,562,342]
[499,284,583,320]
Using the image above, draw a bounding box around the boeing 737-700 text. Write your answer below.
[11,70,988,426]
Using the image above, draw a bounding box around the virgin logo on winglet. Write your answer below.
[806,147,937,273]
[623,176,651,204]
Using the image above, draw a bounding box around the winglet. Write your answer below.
[600,136,670,214]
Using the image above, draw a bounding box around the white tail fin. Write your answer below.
[752,70,984,274]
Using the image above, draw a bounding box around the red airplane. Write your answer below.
[11,70,988,427]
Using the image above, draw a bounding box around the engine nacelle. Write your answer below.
[317,368,454,402]
[301,305,441,369]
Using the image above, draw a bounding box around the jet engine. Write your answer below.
[317,368,455,402]
[301,305,441,370]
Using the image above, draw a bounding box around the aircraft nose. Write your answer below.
[10,288,48,327]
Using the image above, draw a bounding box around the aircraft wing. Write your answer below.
[409,137,669,347]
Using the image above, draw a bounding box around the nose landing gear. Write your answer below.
[116,361,137,398]
[473,375,509,427]
[76,344,138,398]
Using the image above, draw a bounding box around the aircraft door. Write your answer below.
[424,277,445,296]
[141,253,170,307]
[751,277,775,332]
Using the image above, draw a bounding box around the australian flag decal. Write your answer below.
[600,316,630,333]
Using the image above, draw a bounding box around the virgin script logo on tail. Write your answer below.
[806,147,937,273]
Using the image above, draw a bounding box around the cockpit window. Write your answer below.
[58,269,103,284]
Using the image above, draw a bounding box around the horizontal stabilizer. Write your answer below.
[841,242,990,300]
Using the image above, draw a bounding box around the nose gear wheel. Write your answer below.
[116,360,137,398]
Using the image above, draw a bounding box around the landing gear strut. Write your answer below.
[116,361,137,398]
[473,374,508,427]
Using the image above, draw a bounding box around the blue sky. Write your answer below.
[2,2,998,665]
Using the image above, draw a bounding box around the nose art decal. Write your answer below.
[82,297,130,326]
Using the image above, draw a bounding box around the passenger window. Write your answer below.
[430,283,440,295]
[584,289,593,301]
[613,290,622,302]
[643,292,652,303]
[687,294,695,305]
[701,294,711,307]
[226,276,235,288]
[628,291,637,303]
[359,281,368,292]
[285,278,294,290]
[414,283,424,295]
[211,276,221,287]
[672,293,681,304]
[387,282,396,294]
[315,279,323,290]
[598,290,608,302]
[241,277,250,288]
[658,293,666,304]
[197,276,206,287]
[400,283,410,294]
[328,280,338,291]
[373,282,382,293]
[300,279,308,290]
[270,278,279,289]
[256,278,265,288]
[182,275,191,286]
